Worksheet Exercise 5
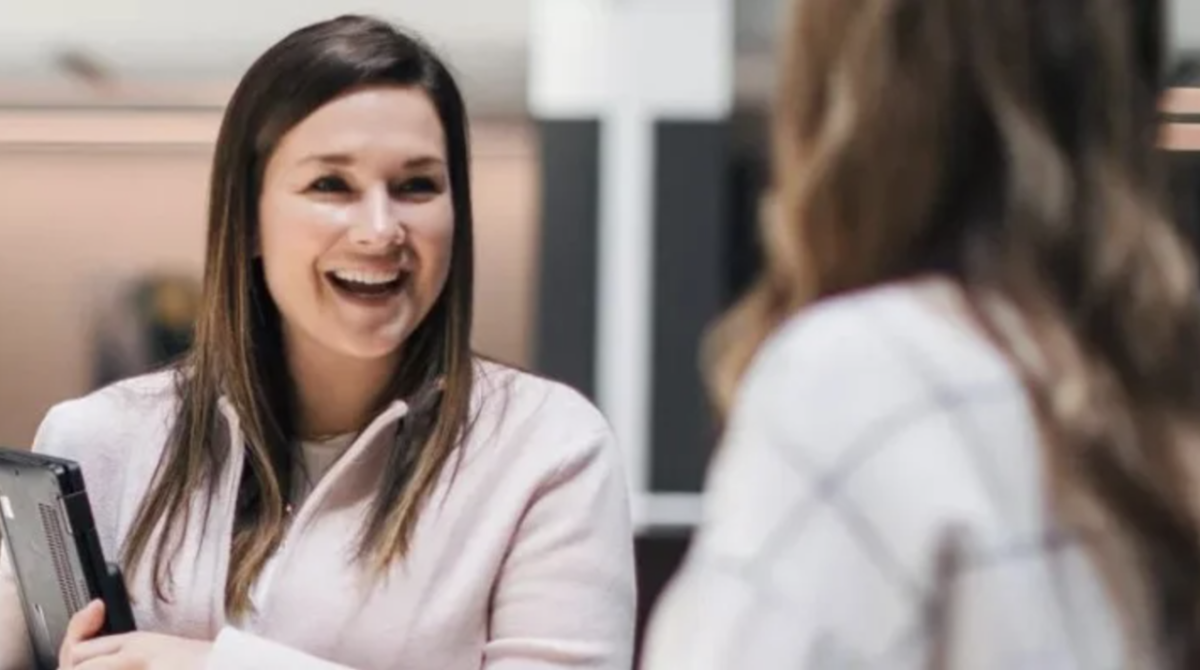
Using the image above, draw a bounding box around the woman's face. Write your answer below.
[258,85,454,366]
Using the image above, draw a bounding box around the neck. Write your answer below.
[285,331,399,440]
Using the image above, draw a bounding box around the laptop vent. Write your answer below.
[39,503,86,613]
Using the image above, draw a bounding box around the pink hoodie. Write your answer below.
[0,362,636,670]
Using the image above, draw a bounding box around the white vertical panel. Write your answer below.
[621,0,734,119]
[529,0,733,529]
[597,107,655,518]
[528,0,612,119]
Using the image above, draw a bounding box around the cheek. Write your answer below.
[258,197,341,302]
[410,201,456,290]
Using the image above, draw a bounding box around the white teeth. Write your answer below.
[330,269,402,285]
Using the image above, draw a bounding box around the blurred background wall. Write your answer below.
[0,113,538,446]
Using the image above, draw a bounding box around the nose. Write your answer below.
[348,187,405,248]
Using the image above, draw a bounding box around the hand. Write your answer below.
[59,600,212,670]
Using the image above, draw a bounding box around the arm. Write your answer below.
[639,408,925,668]
[483,427,637,670]
[64,622,360,670]
[639,434,927,670]
[203,629,357,670]
[206,426,636,670]
[13,400,367,670]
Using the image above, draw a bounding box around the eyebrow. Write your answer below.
[300,153,446,170]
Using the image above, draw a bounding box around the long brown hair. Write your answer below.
[710,0,1200,664]
[120,15,477,617]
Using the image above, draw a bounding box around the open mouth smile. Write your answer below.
[325,268,409,299]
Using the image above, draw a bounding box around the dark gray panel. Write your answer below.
[532,120,600,399]
[650,120,731,492]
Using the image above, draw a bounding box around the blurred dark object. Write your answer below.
[727,109,769,308]
[53,48,120,96]
[633,529,691,665]
[1169,55,1200,88]
[92,274,200,388]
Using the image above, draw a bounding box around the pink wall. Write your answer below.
[0,115,540,447]
[1164,88,1200,150]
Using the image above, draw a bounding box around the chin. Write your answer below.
[335,338,406,362]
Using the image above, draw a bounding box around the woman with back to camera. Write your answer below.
[643,0,1200,668]
[0,15,635,670]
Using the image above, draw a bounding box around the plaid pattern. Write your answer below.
[640,285,1138,670]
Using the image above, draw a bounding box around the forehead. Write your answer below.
[271,85,447,165]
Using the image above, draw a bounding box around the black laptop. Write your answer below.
[0,447,135,669]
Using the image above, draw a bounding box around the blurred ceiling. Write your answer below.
[0,0,1197,114]
[0,0,533,112]
[740,0,1200,53]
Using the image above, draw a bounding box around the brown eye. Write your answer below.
[308,175,351,194]
[391,176,442,198]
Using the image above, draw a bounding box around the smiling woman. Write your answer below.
[0,14,636,670]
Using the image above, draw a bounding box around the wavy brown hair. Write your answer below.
[709,0,1200,664]
[119,16,476,618]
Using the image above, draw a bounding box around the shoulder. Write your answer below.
[466,359,618,476]
[472,359,612,440]
[748,283,971,380]
[735,283,1017,441]
[33,370,179,464]
[703,283,1037,571]
[732,286,921,444]
[726,284,1028,488]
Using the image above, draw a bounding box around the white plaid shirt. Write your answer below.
[642,283,1142,670]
